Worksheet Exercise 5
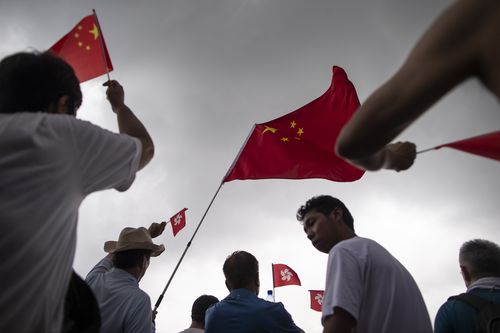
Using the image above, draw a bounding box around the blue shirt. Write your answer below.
[85,258,154,333]
[434,278,500,333]
[205,288,303,333]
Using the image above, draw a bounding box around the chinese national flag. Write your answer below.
[223,66,364,182]
[272,264,301,288]
[169,208,188,237]
[308,290,324,312]
[49,14,113,83]
[435,131,500,162]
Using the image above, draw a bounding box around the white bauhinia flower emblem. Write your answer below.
[315,293,323,305]
[173,213,183,226]
[280,268,293,281]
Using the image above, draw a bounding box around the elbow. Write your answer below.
[138,140,155,170]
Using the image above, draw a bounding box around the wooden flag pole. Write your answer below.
[92,9,111,81]
[153,182,224,318]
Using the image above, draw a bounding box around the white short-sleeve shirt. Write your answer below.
[0,112,141,332]
[323,237,433,333]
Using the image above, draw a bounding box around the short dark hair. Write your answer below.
[0,51,82,115]
[112,249,152,270]
[459,239,500,279]
[191,295,219,323]
[296,195,354,232]
[223,251,259,290]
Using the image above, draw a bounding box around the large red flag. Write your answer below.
[435,131,500,162]
[169,208,188,237]
[49,14,113,83]
[272,264,301,288]
[223,66,364,182]
[308,290,324,312]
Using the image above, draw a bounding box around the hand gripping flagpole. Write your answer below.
[153,181,224,318]
[92,9,111,82]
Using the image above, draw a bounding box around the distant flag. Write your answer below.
[223,66,364,182]
[434,131,500,162]
[169,208,188,237]
[272,264,301,288]
[49,12,113,83]
[308,290,324,312]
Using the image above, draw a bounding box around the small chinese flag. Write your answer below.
[169,208,188,237]
[435,131,500,162]
[272,264,301,288]
[223,66,364,182]
[308,290,324,312]
[49,14,113,83]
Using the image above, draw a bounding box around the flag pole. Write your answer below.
[153,181,225,317]
[272,263,276,301]
[417,146,440,154]
[92,9,111,82]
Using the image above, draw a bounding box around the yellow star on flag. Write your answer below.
[297,128,304,136]
[262,126,278,134]
[290,120,297,128]
[89,24,99,40]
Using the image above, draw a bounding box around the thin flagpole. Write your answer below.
[153,181,225,317]
[92,9,111,81]
[272,263,276,301]
[417,146,440,154]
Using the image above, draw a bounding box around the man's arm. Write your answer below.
[323,307,356,333]
[336,0,485,171]
[104,80,154,170]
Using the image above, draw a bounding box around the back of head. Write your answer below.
[459,239,500,279]
[296,195,355,232]
[223,251,259,290]
[0,51,82,114]
[112,249,152,271]
[191,295,219,324]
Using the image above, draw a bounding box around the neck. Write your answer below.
[190,320,204,329]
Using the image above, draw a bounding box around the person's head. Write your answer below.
[0,51,82,115]
[459,239,500,287]
[190,294,219,329]
[104,227,165,282]
[223,251,260,294]
[297,195,355,253]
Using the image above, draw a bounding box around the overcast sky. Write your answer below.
[1,0,499,331]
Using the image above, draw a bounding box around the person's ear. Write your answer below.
[460,265,472,285]
[329,207,343,222]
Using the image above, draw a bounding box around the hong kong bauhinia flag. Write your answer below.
[272,264,301,288]
[308,290,324,312]
[169,208,188,237]
[223,66,364,182]
[49,13,113,83]
[435,131,500,162]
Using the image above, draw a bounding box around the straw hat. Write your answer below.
[104,227,165,257]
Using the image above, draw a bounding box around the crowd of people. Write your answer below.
[1,0,499,332]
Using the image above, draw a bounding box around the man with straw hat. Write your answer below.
[86,222,166,333]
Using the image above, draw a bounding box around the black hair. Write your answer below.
[191,295,219,323]
[112,249,152,270]
[223,251,259,290]
[296,195,354,232]
[0,51,82,115]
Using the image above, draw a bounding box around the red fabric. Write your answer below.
[223,66,364,182]
[49,14,113,83]
[272,264,301,288]
[169,208,188,237]
[308,290,324,312]
[437,131,500,161]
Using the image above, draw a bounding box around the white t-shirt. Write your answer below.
[323,237,432,333]
[0,112,141,332]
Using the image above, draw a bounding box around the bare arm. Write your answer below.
[336,0,487,171]
[104,80,155,170]
[323,307,356,333]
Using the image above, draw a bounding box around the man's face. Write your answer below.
[302,208,340,254]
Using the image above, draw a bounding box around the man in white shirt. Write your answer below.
[0,51,154,332]
[297,195,432,333]
[179,294,219,333]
